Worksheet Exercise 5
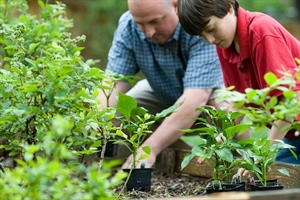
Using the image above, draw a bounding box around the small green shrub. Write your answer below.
[0,115,126,199]
[0,0,127,198]
[0,0,109,159]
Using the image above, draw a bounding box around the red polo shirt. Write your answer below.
[217,7,300,138]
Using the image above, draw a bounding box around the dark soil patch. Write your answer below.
[115,171,209,199]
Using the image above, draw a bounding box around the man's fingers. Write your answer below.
[197,157,205,164]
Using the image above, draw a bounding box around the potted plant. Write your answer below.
[237,128,294,191]
[114,93,182,192]
[181,105,250,193]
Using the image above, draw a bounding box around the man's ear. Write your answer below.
[173,0,178,15]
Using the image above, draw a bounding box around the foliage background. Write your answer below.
[27,0,300,69]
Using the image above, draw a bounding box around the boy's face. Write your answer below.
[200,6,237,49]
[128,0,178,45]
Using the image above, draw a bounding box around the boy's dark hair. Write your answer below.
[178,0,239,35]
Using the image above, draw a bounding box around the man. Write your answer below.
[99,0,225,169]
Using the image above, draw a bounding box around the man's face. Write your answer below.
[128,0,178,45]
[200,7,237,49]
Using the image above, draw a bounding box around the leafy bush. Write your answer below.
[0,0,109,159]
[0,0,127,198]
[0,116,126,199]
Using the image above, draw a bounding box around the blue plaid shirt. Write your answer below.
[107,11,223,105]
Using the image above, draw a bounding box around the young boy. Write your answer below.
[177,0,300,164]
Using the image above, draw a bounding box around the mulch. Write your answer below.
[115,171,210,199]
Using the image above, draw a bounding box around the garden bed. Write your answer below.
[114,169,300,200]
[115,171,207,199]
[112,147,300,199]
[165,149,300,189]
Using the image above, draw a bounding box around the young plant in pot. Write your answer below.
[181,105,251,193]
[237,128,295,191]
[114,93,182,193]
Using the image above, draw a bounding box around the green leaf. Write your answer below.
[277,168,290,176]
[130,107,148,123]
[192,146,212,158]
[138,146,152,161]
[266,96,278,108]
[25,58,36,67]
[180,135,206,146]
[55,89,69,98]
[138,153,149,161]
[181,153,195,170]
[116,93,137,121]
[29,42,40,54]
[142,145,151,154]
[225,124,249,138]
[4,57,11,62]
[154,101,183,120]
[215,148,234,163]
[283,90,295,99]
[4,45,15,50]
[58,66,73,75]
[19,83,40,92]
[245,89,257,100]
[90,140,102,148]
[78,59,90,71]
[116,130,127,139]
[264,72,278,86]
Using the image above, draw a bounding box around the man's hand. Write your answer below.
[121,148,156,169]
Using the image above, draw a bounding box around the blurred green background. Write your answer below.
[28,0,300,69]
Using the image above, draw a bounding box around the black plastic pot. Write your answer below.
[123,168,153,191]
[97,141,118,157]
[205,181,246,194]
[249,179,284,191]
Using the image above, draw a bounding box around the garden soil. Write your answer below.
[115,170,209,199]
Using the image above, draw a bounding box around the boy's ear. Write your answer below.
[229,3,235,14]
